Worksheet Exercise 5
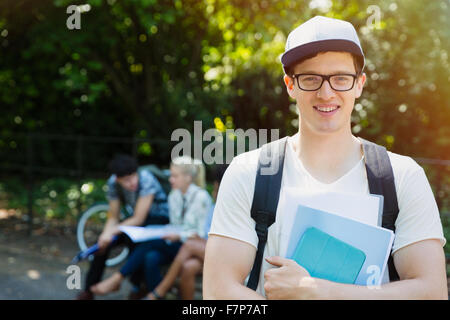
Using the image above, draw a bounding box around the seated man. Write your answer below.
[76,154,169,300]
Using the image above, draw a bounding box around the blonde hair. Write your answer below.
[171,156,206,189]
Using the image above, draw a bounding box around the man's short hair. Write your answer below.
[109,154,138,177]
[285,51,364,77]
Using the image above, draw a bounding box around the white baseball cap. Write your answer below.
[281,16,365,74]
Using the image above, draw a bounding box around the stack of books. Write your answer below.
[279,189,395,286]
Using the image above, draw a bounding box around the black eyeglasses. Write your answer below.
[292,73,358,91]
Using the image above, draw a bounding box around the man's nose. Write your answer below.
[317,79,336,100]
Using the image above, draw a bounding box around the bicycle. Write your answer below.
[76,202,133,266]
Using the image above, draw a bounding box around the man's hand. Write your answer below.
[187,233,201,240]
[98,229,116,252]
[264,256,319,300]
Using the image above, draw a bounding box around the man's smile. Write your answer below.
[313,104,341,115]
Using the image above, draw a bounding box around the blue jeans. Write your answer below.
[120,239,182,292]
[84,215,169,292]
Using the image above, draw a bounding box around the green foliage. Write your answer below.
[1,0,448,158]
[0,177,107,221]
[0,0,448,221]
[442,213,450,255]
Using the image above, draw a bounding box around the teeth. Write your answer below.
[316,106,338,112]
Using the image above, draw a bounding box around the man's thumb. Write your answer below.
[265,256,287,267]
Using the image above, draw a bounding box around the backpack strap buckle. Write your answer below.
[252,210,275,242]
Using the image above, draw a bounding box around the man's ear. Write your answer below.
[355,72,366,99]
[284,74,295,98]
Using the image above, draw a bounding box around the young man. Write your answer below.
[203,16,447,299]
[76,154,169,300]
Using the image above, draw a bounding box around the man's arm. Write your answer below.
[322,239,448,299]
[97,199,120,250]
[203,234,266,299]
[104,199,120,230]
[264,239,448,299]
[98,195,154,249]
[119,194,154,227]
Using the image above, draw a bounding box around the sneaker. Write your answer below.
[75,291,94,300]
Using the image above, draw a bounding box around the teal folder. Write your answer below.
[292,227,366,284]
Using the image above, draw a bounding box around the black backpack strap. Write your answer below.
[361,138,400,281]
[247,137,288,291]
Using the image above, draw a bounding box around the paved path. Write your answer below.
[0,219,132,300]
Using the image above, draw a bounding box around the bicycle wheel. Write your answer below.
[76,203,129,267]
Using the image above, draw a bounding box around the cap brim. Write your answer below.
[281,39,365,73]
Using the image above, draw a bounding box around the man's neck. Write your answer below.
[294,125,362,184]
[180,183,191,195]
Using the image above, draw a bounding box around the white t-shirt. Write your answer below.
[208,133,446,296]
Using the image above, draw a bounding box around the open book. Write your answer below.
[118,224,182,243]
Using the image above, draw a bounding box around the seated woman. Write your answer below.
[146,164,228,300]
[90,156,212,296]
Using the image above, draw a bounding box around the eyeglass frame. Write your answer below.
[290,73,360,92]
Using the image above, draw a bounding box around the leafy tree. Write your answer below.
[0,0,448,210]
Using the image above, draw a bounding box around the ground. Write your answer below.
[0,212,138,299]
[0,210,203,300]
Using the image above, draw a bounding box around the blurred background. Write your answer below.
[0,0,448,299]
